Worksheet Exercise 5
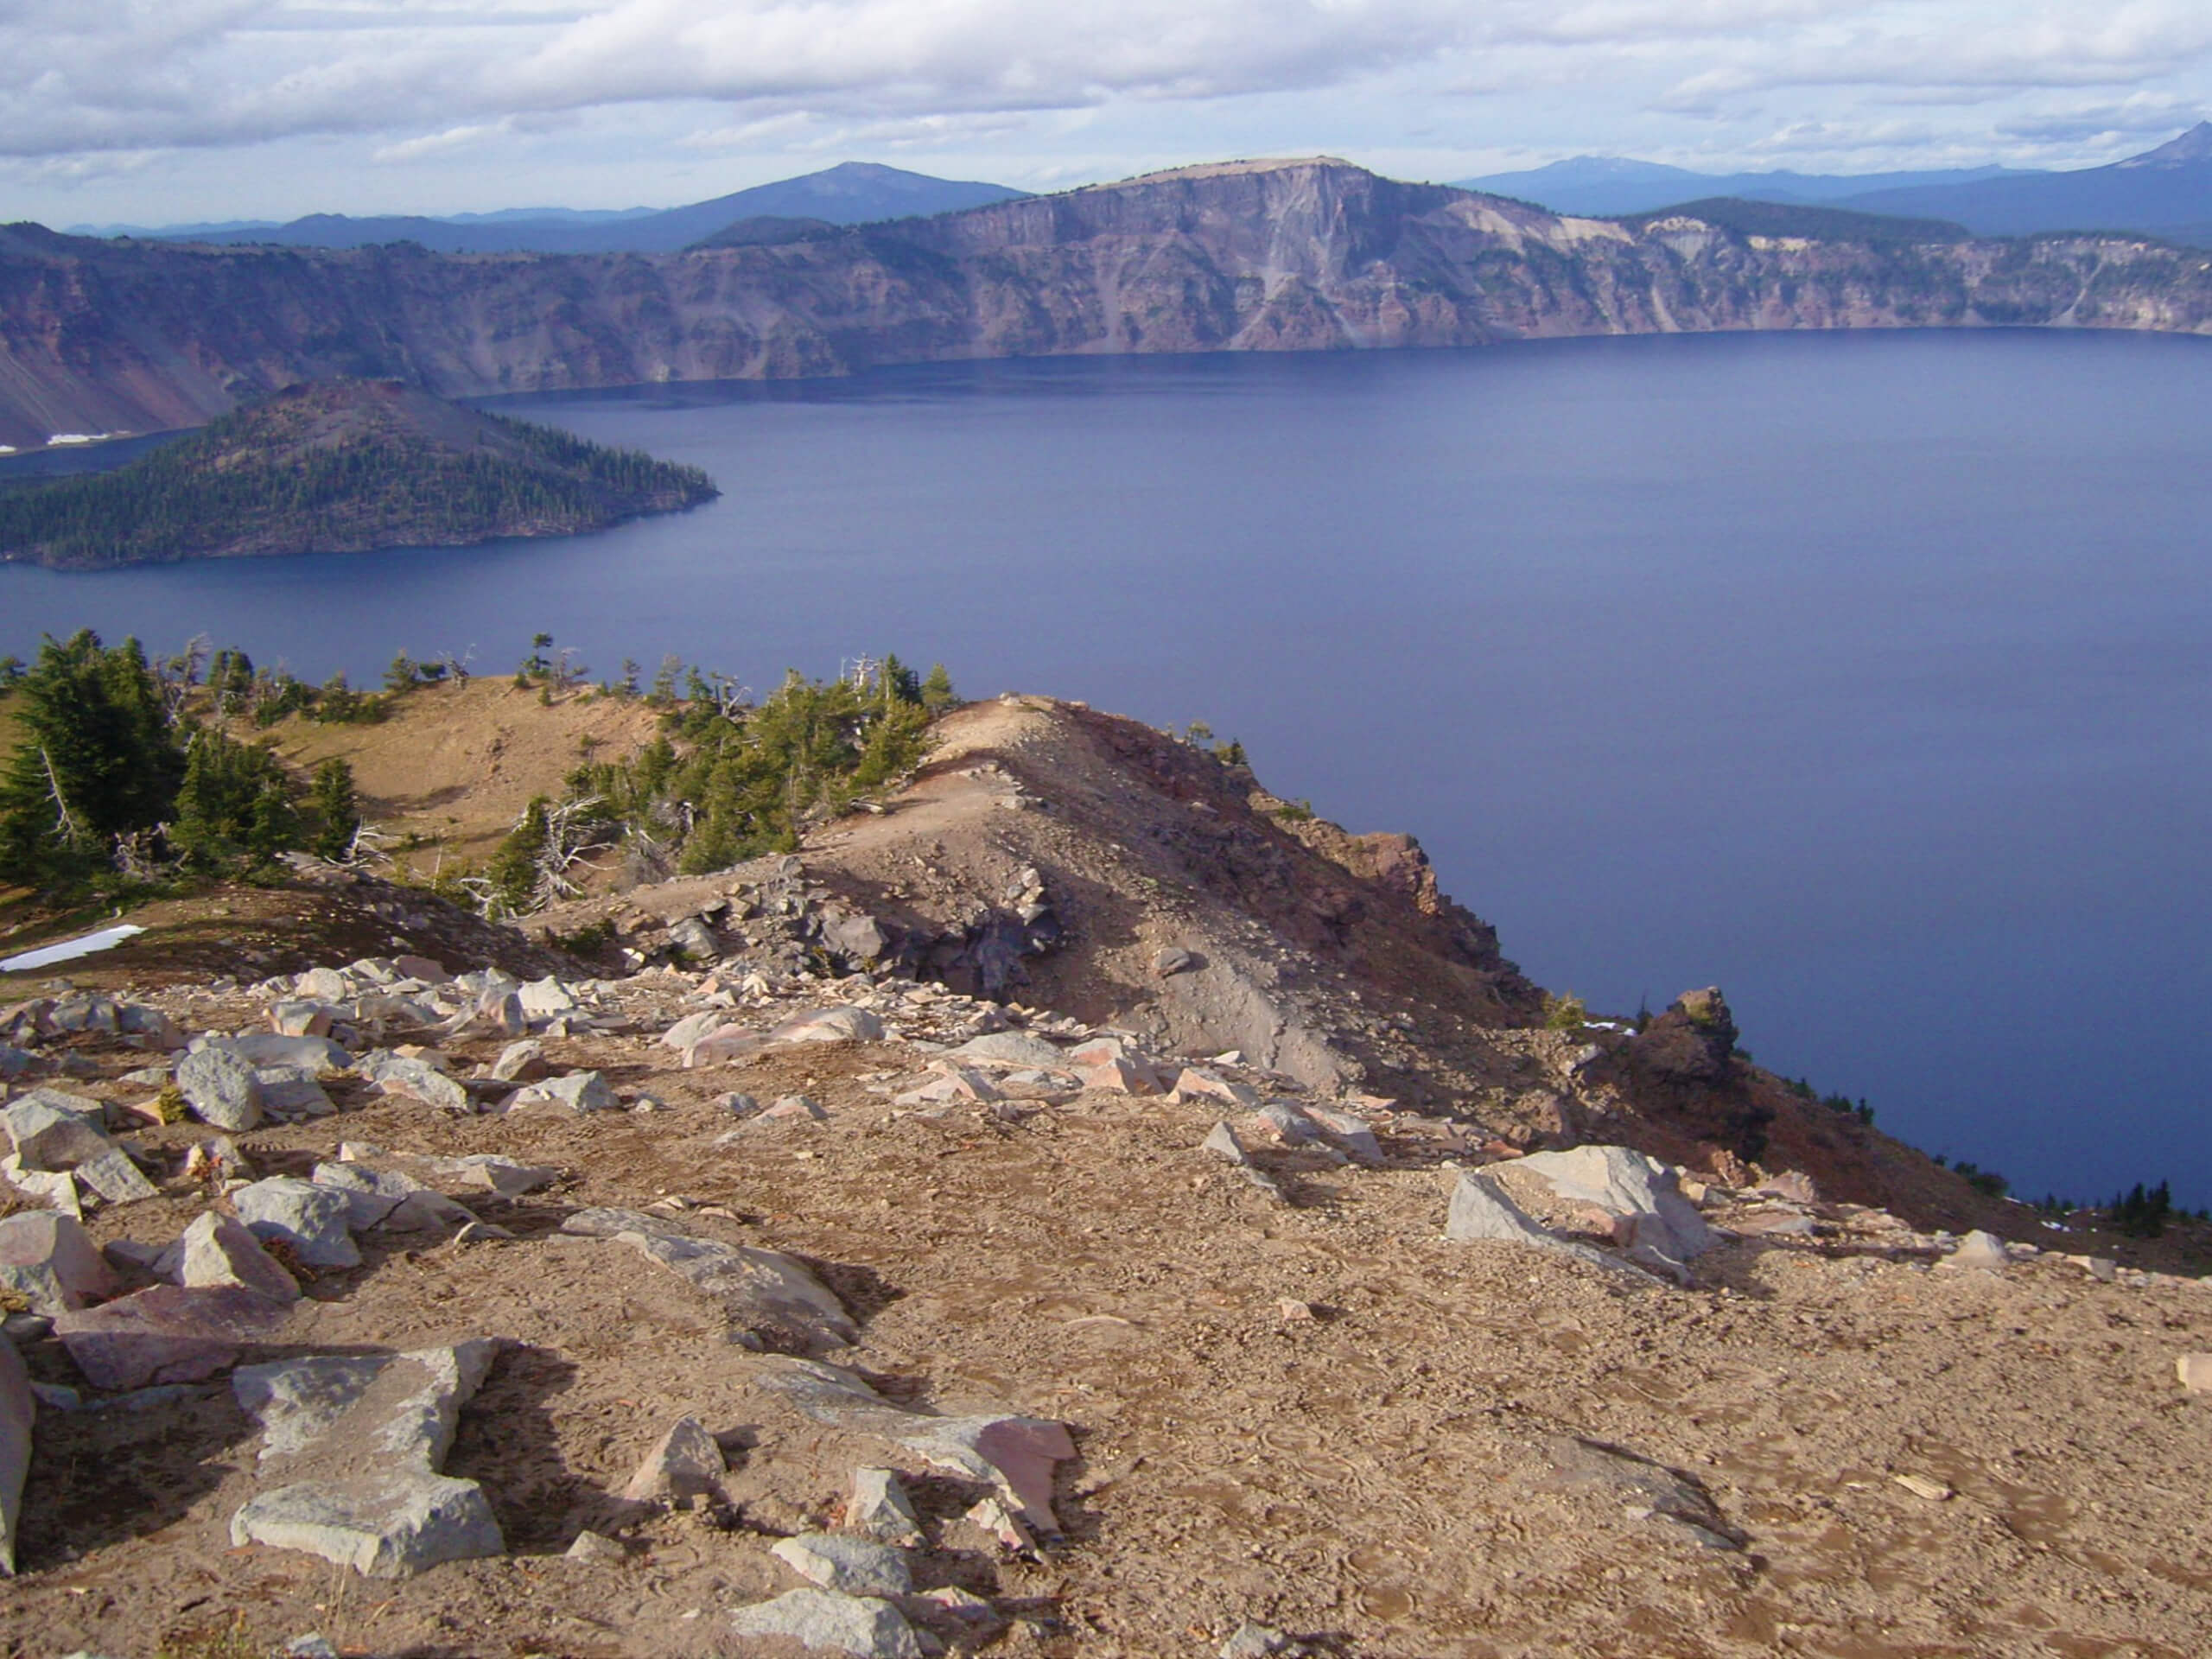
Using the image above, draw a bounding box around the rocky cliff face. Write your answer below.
[3,157,2211,448]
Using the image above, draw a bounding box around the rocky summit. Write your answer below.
[0,691,2207,1656]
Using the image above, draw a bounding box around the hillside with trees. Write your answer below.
[0,379,716,569]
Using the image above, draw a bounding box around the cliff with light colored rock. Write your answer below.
[4,158,2211,448]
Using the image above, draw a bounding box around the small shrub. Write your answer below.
[1542,992,1588,1031]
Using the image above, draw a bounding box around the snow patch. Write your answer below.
[1,924,146,971]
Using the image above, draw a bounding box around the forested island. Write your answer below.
[0,378,717,569]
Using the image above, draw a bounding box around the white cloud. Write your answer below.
[2,0,2209,220]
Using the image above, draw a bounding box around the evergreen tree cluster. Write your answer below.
[478,653,956,918]
[0,630,360,893]
[0,391,717,569]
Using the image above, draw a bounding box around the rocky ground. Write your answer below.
[0,696,2206,1658]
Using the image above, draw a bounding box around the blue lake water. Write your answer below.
[5,328,2211,1205]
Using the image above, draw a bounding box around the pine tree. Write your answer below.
[919,663,957,713]
[309,758,360,860]
[169,729,297,872]
[0,631,187,889]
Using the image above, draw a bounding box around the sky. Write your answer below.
[7,1,2212,228]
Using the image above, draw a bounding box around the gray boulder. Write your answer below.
[1944,1230,2012,1272]
[357,1052,469,1112]
[728,1590,922,1659]
[256,1068,336,1120]
[53,1285,289,1389]
[947,1031,1067,1070]
[1,1095,113,1172]
[73,1147,157,1207]
[229,1340,505,1577]
[232,1033,352,1073]
[1509,1145,1717,1260]
[1446,1172,1655,1285]
[770,1007,886,1046]
[509,1071,619,1114]
[178,1213,300,1304]
[849,1467,925,1546]
[176,1044,264,1132]
[772,1531,912,1596]
[233,1178,361,1268]
[0,1212,114,1314]
[487,1040,546,1083]
[620,1416,727,1505]
[558,1210,854,1350]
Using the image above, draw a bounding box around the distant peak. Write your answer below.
[2118,121,2212,168]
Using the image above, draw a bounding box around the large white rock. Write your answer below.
[229,1340,505,1578]
[0,1092,113,1171]
[232,1178,360,1269]
[178,1213,299,1304]
[0,1212,114,1314]
[1509,1145,1718,1260]
[728,1589,922,1659]
[620,1416,727,1504]
[176,1043,264,1131]
[772,1532,913,1597]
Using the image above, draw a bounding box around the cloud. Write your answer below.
[0,0,2206,177]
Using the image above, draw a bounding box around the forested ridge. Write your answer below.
[0,379,716,569]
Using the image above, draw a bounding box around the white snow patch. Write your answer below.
[1,924,145,971]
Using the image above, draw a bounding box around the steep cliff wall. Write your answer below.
[3,158,2210,448]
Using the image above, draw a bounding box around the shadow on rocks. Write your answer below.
[439,1341,584,1553]
[16,1339,397,1567]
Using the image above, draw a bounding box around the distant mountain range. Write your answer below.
[71,162,1027,254]
[1461,124,2212,245]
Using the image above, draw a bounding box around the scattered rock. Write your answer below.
[1943,1230,2011,1273]
[564,1529,624,1564]
[1306,1105,1382,1163]
[178,1213,300,1304]
[1893,1472,1955,1501]
[747,1357,1074,1530]
[772,1531,914,1596]
[71,1147,157,1207]
[620,1416,727,1505]
[508,1071,619,1114]
[559,1210,856,1351]
[175,1044,265,1132]
[1201,1121,1249,1165]
[1221,1624,1296,1658]
[229,1340,505,1577]
[1175,1068,1262,1109]
[1507,1144,1715,1261]
[232,1178,361,1268]
[2177,1354,2212,1394]
[0,1092,114,1171]
[487,1040,547,1083]
[1153,945,1198,977]
[53,1285,290,1390]
[849,1466,925,1546]
[946,1032,1067,1071]
[963,1494,1034,1554]
[771,1007,886,1046]
[728,1589,923,1659]
[0,1212,115,1314]
[1445,1172,1652,1281]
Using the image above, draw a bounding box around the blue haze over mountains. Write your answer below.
[1463,124,2212,246]
[69,162,1027,253]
